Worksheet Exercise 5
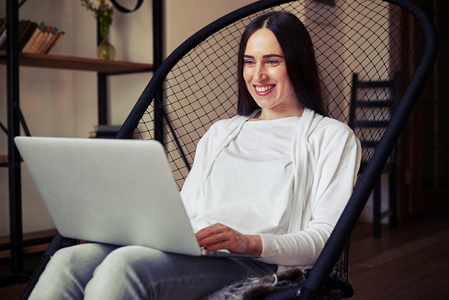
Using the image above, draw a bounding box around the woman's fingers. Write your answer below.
[195,223,248,253]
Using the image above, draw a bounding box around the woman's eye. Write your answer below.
[244,59,255,66]
[267,59,279,65]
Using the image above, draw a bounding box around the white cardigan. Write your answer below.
[180,108,361,271]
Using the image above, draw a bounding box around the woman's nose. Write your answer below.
[254,65,268,82]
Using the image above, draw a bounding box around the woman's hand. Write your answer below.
[195,223,263,256]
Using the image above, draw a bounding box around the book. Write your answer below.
[19,21,38,51]
[17,20,30,42]
[21,22,44,53]
[29,25,48,53]
[0,20,7,50]
[0,30,7,50]
[44,31,65,54]
[37,26,57,54]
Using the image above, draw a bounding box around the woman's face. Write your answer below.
[243,28,303,119]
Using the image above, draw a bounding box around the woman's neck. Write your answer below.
[250,107,304,121]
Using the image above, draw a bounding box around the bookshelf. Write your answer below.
[1,0,163,283]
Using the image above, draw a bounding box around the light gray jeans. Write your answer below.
[28,243,277,300]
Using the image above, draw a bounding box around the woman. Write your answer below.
[30,11,360,300]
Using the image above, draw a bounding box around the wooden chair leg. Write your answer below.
[389,168,398,229]
[373,178,381,238]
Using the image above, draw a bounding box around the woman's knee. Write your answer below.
[40,243,118,289]
[51,243,116,271]
[94,245,166,277]
[85,246,167,299]
[29,243,116,300]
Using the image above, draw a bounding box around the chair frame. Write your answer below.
[20,0,437,299]
[117,1,437,299]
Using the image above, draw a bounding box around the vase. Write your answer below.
[97,21,115,60]
[97,37,116,60]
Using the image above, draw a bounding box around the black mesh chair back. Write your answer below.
[21,0,437,299]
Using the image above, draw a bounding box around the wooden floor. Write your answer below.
[1,212,448,299]
[349,211,449,299]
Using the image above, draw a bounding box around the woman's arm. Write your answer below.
[260,123,361,267]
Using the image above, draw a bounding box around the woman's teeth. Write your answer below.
[255,85,274,92]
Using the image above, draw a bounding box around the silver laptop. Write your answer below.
[15,136,256,258]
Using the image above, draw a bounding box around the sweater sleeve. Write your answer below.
[259,121,361,269]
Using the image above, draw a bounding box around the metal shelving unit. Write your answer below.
[1,0,163,284]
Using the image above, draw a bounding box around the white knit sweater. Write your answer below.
[180,108,361,271]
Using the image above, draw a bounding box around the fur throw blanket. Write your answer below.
[206,268,305,300]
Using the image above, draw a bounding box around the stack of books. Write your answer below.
[0,19,65,54]
[90,125,123,139]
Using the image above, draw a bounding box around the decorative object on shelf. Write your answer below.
[96,29,116,60]
[81,0,115,60]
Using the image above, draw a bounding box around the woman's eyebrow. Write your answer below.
[244,54,284,59]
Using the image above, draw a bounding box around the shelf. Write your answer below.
[0,155,23,167]
[0,50,153,75]
[0,155,7,166]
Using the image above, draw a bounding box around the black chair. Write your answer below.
[349,72,400,238]
[20,0,437,299]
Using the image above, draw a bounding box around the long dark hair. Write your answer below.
[237,11,327,116]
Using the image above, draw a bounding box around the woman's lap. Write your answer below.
[29,243,277,300]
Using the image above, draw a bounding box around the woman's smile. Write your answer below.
[254,84,275,95]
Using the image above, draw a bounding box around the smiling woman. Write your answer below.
[27,11,361,300]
